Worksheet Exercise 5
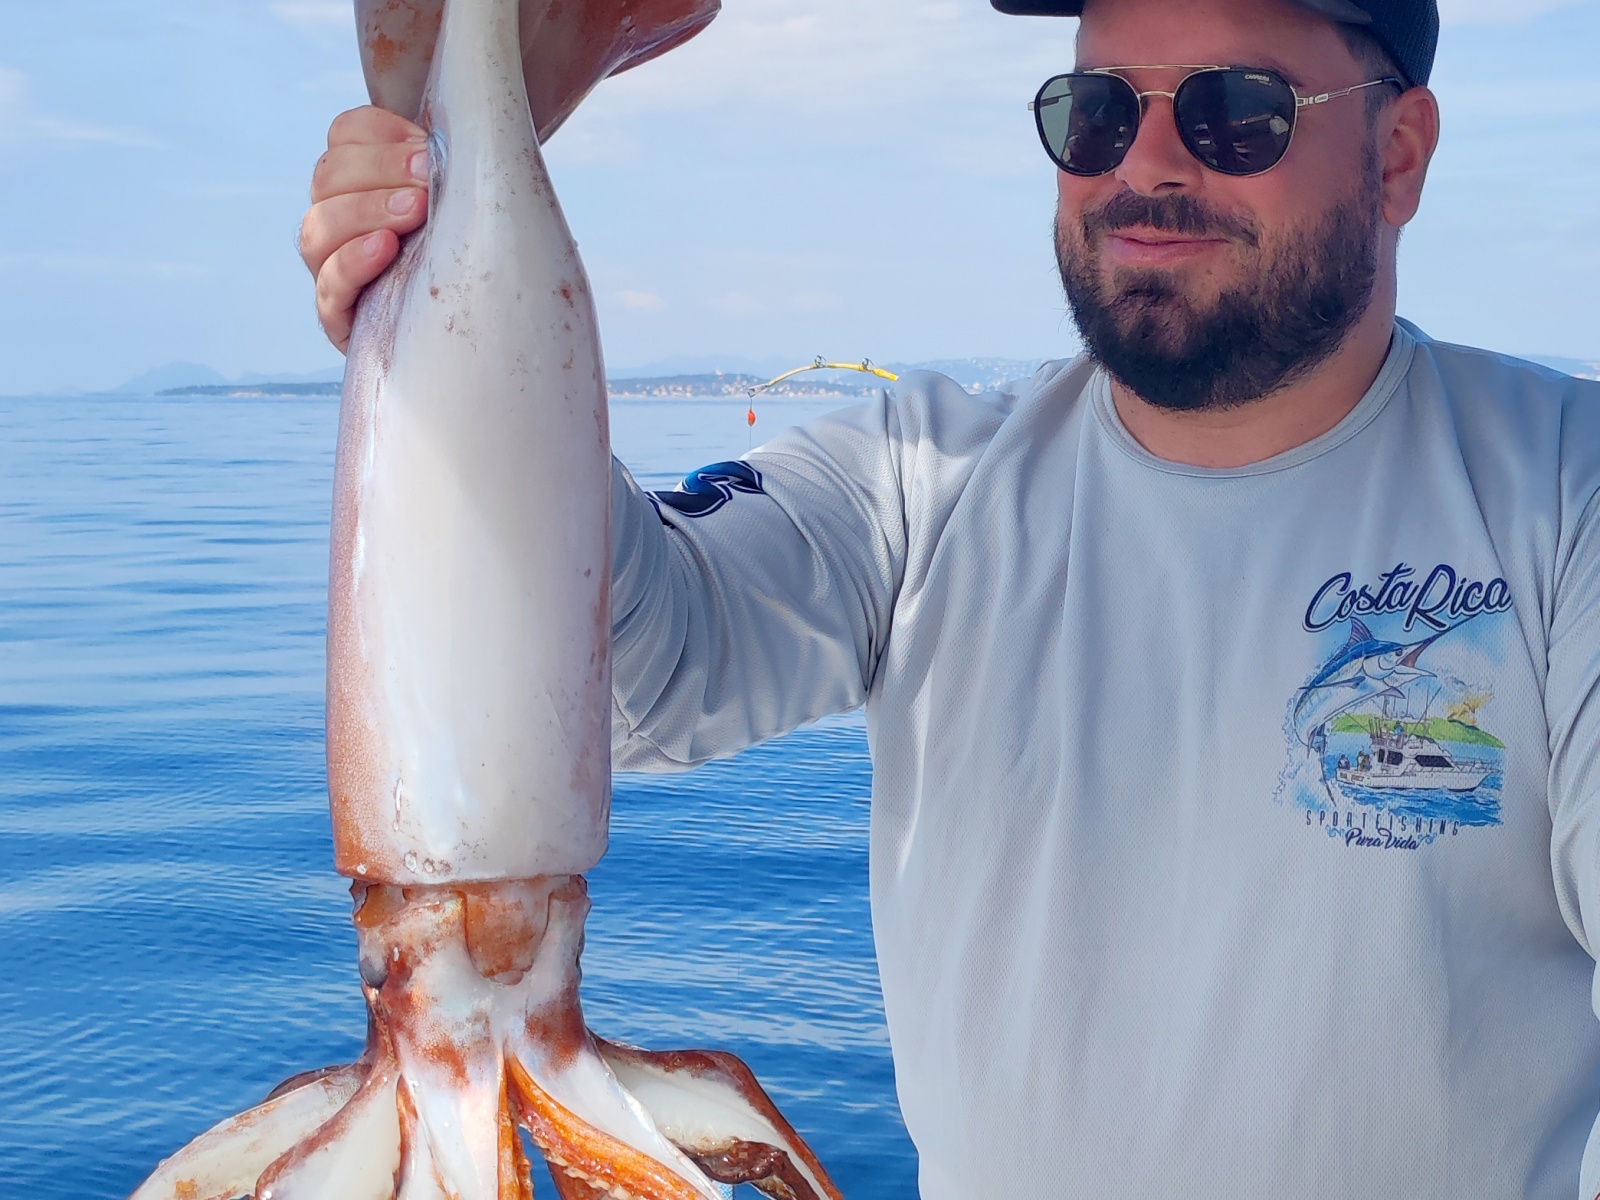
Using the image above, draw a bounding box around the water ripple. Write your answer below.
[0,392,916,1199]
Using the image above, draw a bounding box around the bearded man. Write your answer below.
[297,0,1600,1194]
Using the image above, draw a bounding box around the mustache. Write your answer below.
[1082,190,1260,247]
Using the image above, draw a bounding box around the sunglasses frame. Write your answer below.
[1029,65,1404,178]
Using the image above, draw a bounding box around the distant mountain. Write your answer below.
[112,362,229,394]
[114,361,344,395]
[608,355,796,380]
[232,365,345,386]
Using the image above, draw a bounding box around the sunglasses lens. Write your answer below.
[1173,69,1297,176]
[1034,74,1140,177]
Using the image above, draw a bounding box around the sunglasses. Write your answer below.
[1030,66,1402,178]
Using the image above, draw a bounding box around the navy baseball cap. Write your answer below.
[991,0,1439,88]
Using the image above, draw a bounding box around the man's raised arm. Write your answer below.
[608,398,910,771]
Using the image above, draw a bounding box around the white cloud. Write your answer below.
[617,289,665,310]
[1438,0,1596,25]
[0,68,160,148]
[562,0,1598,128]
[573,0,1072,118]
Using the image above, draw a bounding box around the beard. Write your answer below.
[1056,164,1383,413]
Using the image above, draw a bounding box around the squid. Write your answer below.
[129,1,846,1197]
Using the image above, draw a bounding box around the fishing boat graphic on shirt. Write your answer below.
[1332,719,1492,793]
[1278,607,1508,844]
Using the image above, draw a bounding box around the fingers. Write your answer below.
[311,138,431,204]
[300,184,428,279]
[327,104,427,151]
[317,229,402,354]
[303,106,432,351]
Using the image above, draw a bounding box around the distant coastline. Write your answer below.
[606,373,877,399]
[161,381,343,397]
[109,351,1600,401]
[159,374,879,399]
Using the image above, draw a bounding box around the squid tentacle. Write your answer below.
[251,1028,401,1200]
[594,1040,844,1200]
[394,1077,454,1200]
[128,0,848,1193]
[128,1064,366,1200]
[128,1068,366,1200]
[507,1055,720,1200]
[129,885,845,1200]
[496,1072,537,1200]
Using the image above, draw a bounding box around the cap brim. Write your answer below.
[1288,0,1372,22]
[992,0,1371,21]
[990,0,1084,12]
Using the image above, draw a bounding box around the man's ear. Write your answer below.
[1381,86,1441,228]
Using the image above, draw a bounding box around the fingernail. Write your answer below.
[363,232,386,255]
[387,189,417,215]
[409,150,430,182]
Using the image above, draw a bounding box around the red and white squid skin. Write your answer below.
[130,2,845,1197]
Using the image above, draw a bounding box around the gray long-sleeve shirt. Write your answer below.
[609,321,1600,1199]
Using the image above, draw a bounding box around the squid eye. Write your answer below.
[359,948,390,989]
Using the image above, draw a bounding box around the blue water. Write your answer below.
[0,391,916,1198]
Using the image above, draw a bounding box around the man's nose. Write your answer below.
[1113,94,1206,197]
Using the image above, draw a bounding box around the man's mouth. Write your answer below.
[1102,227,1232,268]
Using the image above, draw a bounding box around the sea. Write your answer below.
[0,388,918,1198]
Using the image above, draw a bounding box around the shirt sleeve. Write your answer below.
[608,391,908,772]
[1547,484,1600,963]
[1545,462,1600,1200]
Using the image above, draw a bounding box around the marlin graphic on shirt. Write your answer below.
[1291,617,1471,748]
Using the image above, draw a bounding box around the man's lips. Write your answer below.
[1102,229,1232,268]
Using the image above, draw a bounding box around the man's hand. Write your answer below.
[300,106,432,352]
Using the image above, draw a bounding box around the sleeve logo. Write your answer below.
[649,461,765,520]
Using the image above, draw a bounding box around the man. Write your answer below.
[299,0,1600,1194]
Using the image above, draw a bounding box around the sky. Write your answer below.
[1,0,1596,394]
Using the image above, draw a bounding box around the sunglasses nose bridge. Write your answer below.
[1115,88,1208,186]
